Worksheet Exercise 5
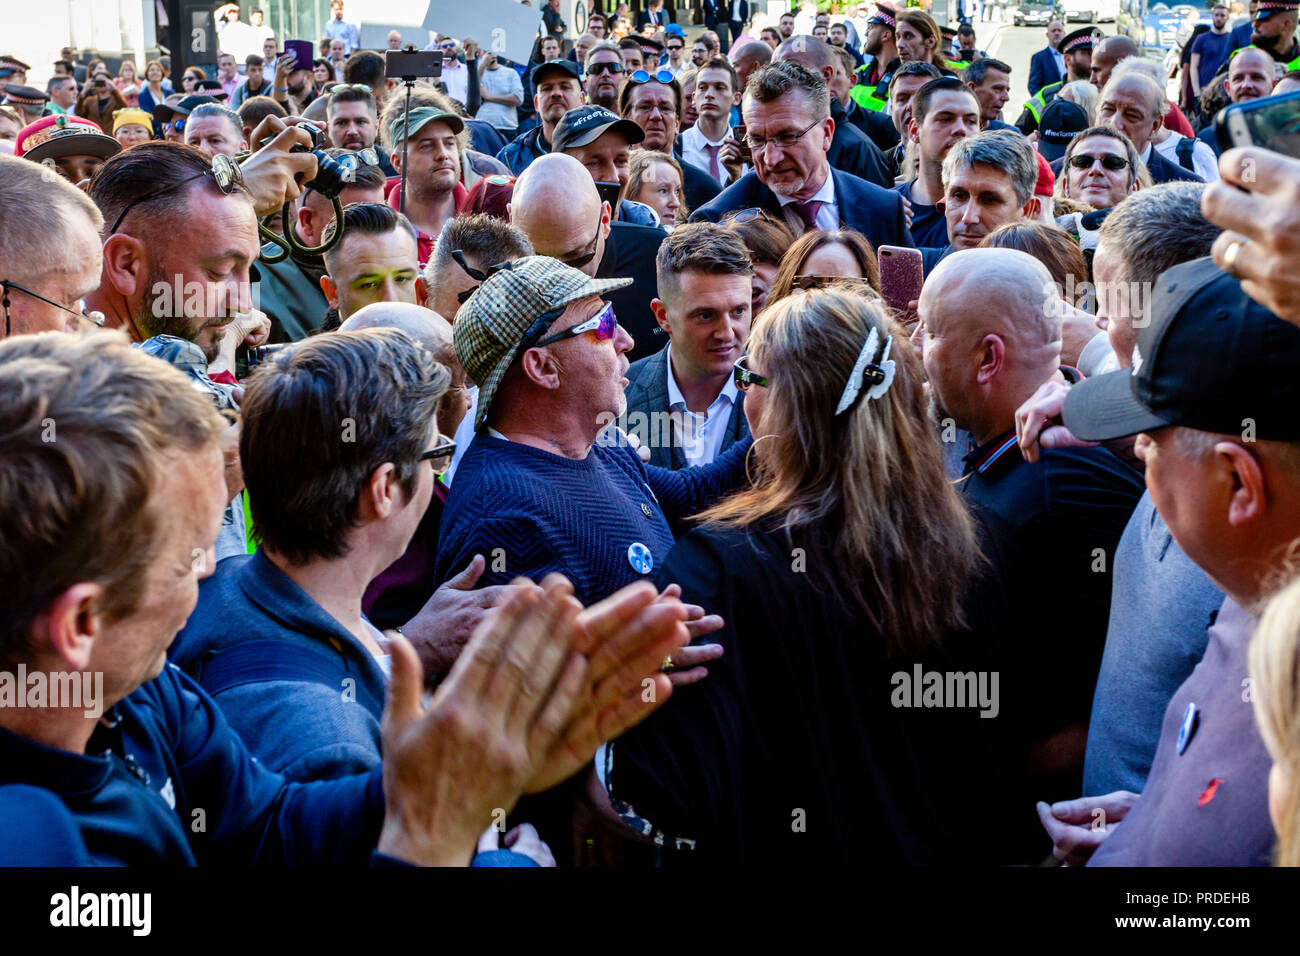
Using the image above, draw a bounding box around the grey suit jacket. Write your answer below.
[620,344,749,471]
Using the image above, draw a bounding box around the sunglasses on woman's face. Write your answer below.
[1068,152,1129,171]
[733,356,768,391]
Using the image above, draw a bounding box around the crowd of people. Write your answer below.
[2,0,1300,870]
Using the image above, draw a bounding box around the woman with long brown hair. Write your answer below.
[765,228,881,306]
[600,288,1034,865]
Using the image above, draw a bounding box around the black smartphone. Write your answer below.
[1215,89,1300,159]
[385,49,443,80]
[594,180,622,209]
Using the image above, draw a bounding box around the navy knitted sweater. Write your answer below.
[434,432,752,605]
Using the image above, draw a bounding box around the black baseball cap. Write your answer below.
[551,105,644,152]
[1037,99,1089,162]
[531,58,582,86]
[193,79,229,99]
[152,94,217,124]
[1062,258,1300,442]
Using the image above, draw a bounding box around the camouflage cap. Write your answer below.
[453,255,631,431]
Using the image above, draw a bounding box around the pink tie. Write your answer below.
[706,144,722,182]
[793,199,824,233]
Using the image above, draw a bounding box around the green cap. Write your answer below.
[387,105,465,145]
[453,256,631,431]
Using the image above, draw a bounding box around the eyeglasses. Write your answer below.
[745,119,821,153]
[557,209,604,270]
[587,61,624,75]
[0,280,104,337]
[108,155,241,235]
[1068,152,1129,172]
[629,69,676,84]
[536,302,618,346]
[733,356,768,391]
[421,435,457,476]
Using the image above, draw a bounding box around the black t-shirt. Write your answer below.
[610,518,1044,866]
[960,430,1144,794]
[597,221,666,363]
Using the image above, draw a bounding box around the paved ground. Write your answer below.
[978,21,1053,126]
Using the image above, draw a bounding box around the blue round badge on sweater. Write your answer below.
[627,542,653,575]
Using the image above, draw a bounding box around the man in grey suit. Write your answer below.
[620,223,752,471]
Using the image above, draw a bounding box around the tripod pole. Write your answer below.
[399,78,415,215]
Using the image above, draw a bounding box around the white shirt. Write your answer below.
[444,386,479,485]
[775,170,839,235]
[441,58,469,107]
[1051,48,1066,81]
[731,0,745,20]
[681,123,746,185]
[665,343,740,468]
[1152,134,1219,183]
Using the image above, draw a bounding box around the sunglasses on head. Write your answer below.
[588,61,624,75]
[108,154,240,235]
[629,69,675,84]
[1068,152,1129,171]
[330,82,372,96]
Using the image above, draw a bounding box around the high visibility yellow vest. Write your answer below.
[1023,80,1063,123]
[851,62,891,112]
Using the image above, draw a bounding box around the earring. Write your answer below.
[744,433,779,486]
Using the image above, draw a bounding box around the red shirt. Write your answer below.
[384,177,468,269]
[1164,99,1195,138]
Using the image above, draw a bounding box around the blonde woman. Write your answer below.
[114,60,139,92]
[622,148,685,229]
[1250,575,1300,866]
[1057,80,1098,124]
[598,288,1035,864]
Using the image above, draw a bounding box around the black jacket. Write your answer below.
[829,97,894,188]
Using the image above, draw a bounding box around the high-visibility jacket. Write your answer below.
[851,60,894,113]
[1023,79,1063,124]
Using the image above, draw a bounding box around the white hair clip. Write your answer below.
[834,327,896,416]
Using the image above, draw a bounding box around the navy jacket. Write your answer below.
[434,432,751,606]
[621,344,749,471]
[690,167,914,251]
[675,153,724,213]
[1196,123,1222,158]
[171,551,390,783]
[497,125,550,176]
[0,663,383,865]
[1028,47,1064,97]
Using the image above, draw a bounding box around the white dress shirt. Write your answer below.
[1051,48,1066,81]
[441,58,469,107]
[1152,134,1219,183]
[681,123,746,185]
[775,171,839,235]
[665,343,740,468]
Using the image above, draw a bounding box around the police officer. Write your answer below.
[851,3,902,115]
[1016,26,1093,135]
